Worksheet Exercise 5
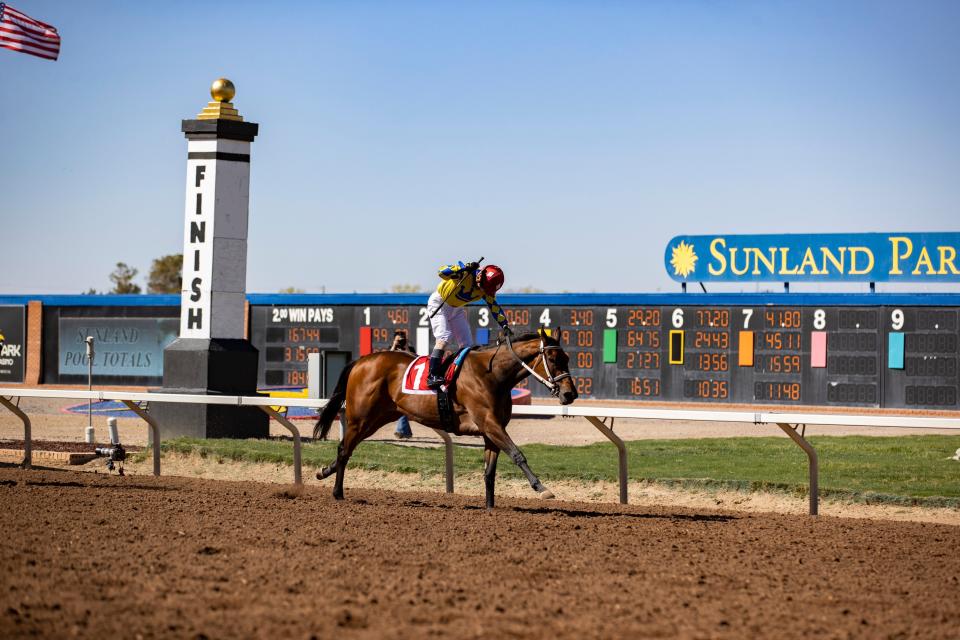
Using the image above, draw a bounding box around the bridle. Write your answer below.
[504,333,571,397]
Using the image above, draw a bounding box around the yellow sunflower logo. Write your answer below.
[670,241,698,278]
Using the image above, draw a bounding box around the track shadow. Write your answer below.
[0,462,75,472]
[0,462,174,491]
[401,499,737,522]
[403,499,457,509]
[0,462,25,471]
[507,505,738,522]
[24,480,176,492]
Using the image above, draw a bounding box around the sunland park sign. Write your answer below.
[664,232,960,283]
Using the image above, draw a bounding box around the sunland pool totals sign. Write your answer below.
[664,232,960,283]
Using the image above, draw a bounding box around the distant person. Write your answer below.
[426,260,510,389]
[391,331,416,439]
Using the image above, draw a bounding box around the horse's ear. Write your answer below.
[538,326,560,341]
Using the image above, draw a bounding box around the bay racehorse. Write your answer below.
[313,330,578,509]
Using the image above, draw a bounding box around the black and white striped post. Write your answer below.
[152,79,268,439]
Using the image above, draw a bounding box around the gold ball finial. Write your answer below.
[210,78,235,103]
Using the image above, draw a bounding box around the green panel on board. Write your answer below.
[603,329,617,363]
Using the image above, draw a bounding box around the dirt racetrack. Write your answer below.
[2,466,959,639]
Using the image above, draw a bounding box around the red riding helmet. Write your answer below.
[479,265,505,296]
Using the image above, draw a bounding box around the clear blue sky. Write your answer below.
[2,0,958,294]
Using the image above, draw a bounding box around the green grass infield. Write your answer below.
[145,435,960,508]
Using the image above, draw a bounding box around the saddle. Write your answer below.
[401,347,474,432]
[401,347,473,394]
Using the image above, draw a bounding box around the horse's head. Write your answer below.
[498,329,578,404]
[537,328,578,405]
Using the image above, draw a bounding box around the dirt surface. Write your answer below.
[3,396,959,527]
[2,466,959,639]
[3,442,958,526]
[131,452,960,527]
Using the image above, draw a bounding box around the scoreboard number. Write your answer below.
[419,308,429,326]
[891,309,904,330]
[478,308,490,326]
[742,308,753,328]
[813,309,826,330]
[539,309,551,326]
[606,309,617,327]
[672,308,684,328]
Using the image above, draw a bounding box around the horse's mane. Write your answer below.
[476,332,549,351]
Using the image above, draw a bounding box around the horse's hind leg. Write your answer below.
[332,418,366,500]
[331,414,397,500]
[483,439,500,511]
[316,412,348,480]
[480,421,554,500]
[316,459,337,480]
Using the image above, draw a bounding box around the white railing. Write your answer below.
[0,388,325,485]
[2,387,959,515]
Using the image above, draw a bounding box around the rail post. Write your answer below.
[121,400,161,476]
[0,396,31,468]
[260,405,302,486]
[430,429,455,493]
[585,416,628,504]
[776,422,819,516]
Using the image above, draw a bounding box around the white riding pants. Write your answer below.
[427,291,474,348]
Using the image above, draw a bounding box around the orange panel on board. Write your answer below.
[738,331,754,366]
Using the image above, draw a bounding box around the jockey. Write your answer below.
[426,260,511,389]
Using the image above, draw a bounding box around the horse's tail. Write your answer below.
[313,360,358,441]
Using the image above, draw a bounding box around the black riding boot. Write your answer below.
[426,349,445,389]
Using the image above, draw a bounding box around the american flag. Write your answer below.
[0,3,60,61]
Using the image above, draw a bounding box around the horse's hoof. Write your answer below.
[333,492,344,501]
[538,489,555,500]
[317,466,337,480]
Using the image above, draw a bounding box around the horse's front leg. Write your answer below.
[479,420,554,500]
[483,438,500,511]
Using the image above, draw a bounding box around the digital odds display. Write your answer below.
[249,299,958,410]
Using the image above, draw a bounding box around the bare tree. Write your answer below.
[389,283,426,293]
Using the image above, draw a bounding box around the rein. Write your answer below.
[504,334,571,397]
